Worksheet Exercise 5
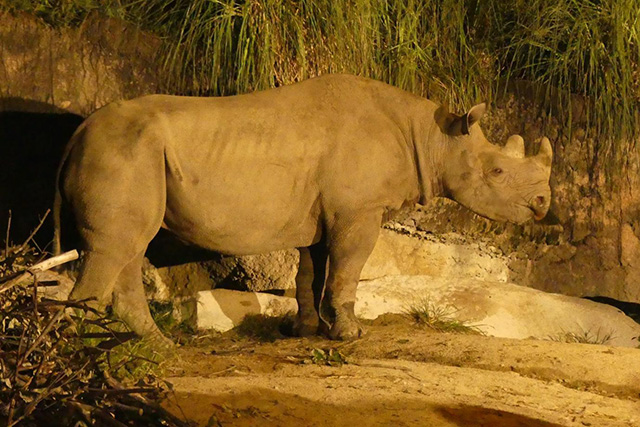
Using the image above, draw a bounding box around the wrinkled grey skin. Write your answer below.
[55,74,552,343]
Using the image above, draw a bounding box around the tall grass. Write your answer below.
[125,0,492,106]
[483,0,640,162]
[3,0,639,164]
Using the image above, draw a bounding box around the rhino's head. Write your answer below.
[436,103,553,224]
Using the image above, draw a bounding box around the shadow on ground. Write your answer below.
[163,389,564,427]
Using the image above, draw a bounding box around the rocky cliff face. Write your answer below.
[2,12,639,304]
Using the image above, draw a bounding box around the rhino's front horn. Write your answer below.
[536,137,553,167]
[503,135,525,158]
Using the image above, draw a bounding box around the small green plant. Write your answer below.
[307,348,348,367]
[149,300,195,341]
[548,328,615,345]
[404,297,483,334]
[73,317,166,380]
[234,313,294,342]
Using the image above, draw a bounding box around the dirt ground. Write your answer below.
[161,315,640,426]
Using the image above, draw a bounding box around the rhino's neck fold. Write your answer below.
[412,113,445,204]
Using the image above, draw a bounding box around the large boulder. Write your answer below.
[355,276,640,347]
[362,227,508,282]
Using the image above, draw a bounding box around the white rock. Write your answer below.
[196,289,297,331]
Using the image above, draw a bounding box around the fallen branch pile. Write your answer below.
[0,243,190,426]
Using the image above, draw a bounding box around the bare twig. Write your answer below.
[67,401,129,427]
[32,274,39,323]
[4,209,11,257]
[0,269,35,292]
[92,406,129,427]
[6,396,16,427]
[39,298,100,315]
[111,401,144,417]
[78,332,137,340]
[15,209,50,256]
[18,309,64,366]
[29,249,78,273]
[87,387,158,395]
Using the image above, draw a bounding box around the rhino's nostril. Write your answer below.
[530,195,548,221]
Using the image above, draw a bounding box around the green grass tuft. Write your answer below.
[72,310,168,380]
[149,300,195,339]
[404,297,483,334]
[548,328,615,345]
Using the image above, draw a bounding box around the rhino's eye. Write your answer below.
[491,167,503,176]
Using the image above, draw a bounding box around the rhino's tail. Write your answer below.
[53,121,86,257]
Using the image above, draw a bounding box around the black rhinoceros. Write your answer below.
[54,74,552,343]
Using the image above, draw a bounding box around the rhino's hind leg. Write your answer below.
[325,209,382,340]
[112,251,173,348]
[69,251,132,310]
[293,242,328,336]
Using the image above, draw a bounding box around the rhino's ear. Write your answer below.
[435,105,468,136]
[503,135,525,158]
[461,103,486,135]
[435,103,487,136]
[435,105,458,135]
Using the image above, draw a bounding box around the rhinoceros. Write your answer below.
[54,74,552,343]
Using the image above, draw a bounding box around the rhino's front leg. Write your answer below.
[325,209,382,340]
[293,242,328,336]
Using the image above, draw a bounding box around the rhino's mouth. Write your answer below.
[530,206,546,221]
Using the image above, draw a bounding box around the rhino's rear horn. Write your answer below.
[536,137,553,167]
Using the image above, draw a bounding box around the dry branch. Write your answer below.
[1,250,191,426]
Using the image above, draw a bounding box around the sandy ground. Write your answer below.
[161,316,640,426]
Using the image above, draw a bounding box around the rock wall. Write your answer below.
[1,11,161,117]
[0,11,161,242]
[2,12,639,304]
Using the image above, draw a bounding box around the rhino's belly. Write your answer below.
[164,216,322,255]
[163,179,323,255]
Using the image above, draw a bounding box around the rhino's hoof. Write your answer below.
[328,320,365,341]
[292,318,320,337]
